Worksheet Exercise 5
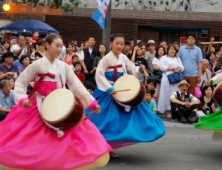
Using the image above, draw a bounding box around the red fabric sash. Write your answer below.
[108,64,122,82]
[28,73,55,99]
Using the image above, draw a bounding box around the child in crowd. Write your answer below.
[73,61,85,83]
[83,80,95,95]
[145,90,157,114]
[30,31,39,46]
[70,54,79,71]
[145,79,157,97]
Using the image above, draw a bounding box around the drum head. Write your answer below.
[42,89,75,124]
[113,75,140,102]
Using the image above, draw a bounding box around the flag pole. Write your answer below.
[102,0,111,52]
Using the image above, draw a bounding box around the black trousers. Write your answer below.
[170,102,198,120]
[85,74,94,83]
[0,111,8,121]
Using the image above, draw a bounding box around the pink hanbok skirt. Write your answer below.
[0,82,112,170]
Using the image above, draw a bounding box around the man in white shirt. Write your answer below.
[170,80,200,123]
[11,35,27,59]
[80,36,97,83]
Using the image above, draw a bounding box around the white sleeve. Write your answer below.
[95,57,113,92]
[160,56,168,72]
[124,55,143,78]
[14,61,38,104]
[11,45,20,53]
[152,58,158,65]
[190,94,198,102]
[65,63,95,108]
[80,50,85,60]
[207,70,211,80]
[170,92,177,99]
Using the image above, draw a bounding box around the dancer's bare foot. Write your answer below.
[110,152,119,158]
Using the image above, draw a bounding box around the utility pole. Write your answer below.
[102,0,111,52]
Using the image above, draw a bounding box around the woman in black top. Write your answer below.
[131,45,148,84]
[199,85,217,115]
[131,46,148,68]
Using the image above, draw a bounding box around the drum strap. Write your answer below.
[119,56,127,75]
[58,60,66,88]
[36,94,65,137]
[28,73,55,99]
[114,99,131,112]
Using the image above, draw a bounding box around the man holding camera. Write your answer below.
[170,80,200,123]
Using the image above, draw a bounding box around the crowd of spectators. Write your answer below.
[0,31,220,123]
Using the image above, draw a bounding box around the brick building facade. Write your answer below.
[45,9,222,49]
[1,8,222,49]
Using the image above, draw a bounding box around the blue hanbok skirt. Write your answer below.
[85,86,165,148]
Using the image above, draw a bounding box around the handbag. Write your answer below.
[150,70,163,84]
[167,72,184,84]
[194,86,202,98]
[194,70,210,98]
[166,57,184,84]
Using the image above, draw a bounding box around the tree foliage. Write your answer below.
[26,0,81,12]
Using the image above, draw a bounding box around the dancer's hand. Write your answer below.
[110,91,117,95]
[22,100,31,108]
[93,105,101,113]
[140,64,146,70]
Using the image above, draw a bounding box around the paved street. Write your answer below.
[96,120,222,170]
[1,119,222,170]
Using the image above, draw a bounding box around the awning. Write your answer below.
[152,26,210,30]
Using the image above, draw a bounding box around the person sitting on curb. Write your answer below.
[170,80,200,123]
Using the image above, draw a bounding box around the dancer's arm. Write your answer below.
[14,62,38,104]
[65,63,98,109]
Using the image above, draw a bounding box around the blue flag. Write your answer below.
[92,0,110,29]
[92,9,106,29]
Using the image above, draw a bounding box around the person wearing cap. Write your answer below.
[178,33,203,95]
[11,35,28,59]
[10,36,18,47]
[0,52,19,80]
[145,40,156,75]
[170,80,200,123]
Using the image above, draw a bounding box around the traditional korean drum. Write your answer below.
[41,89,84,131]
[113,75,145,108]
[213,81,222,107]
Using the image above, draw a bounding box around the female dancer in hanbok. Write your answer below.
[0,34,112,170]
[195,73,222,132]
[85,33,165,154]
